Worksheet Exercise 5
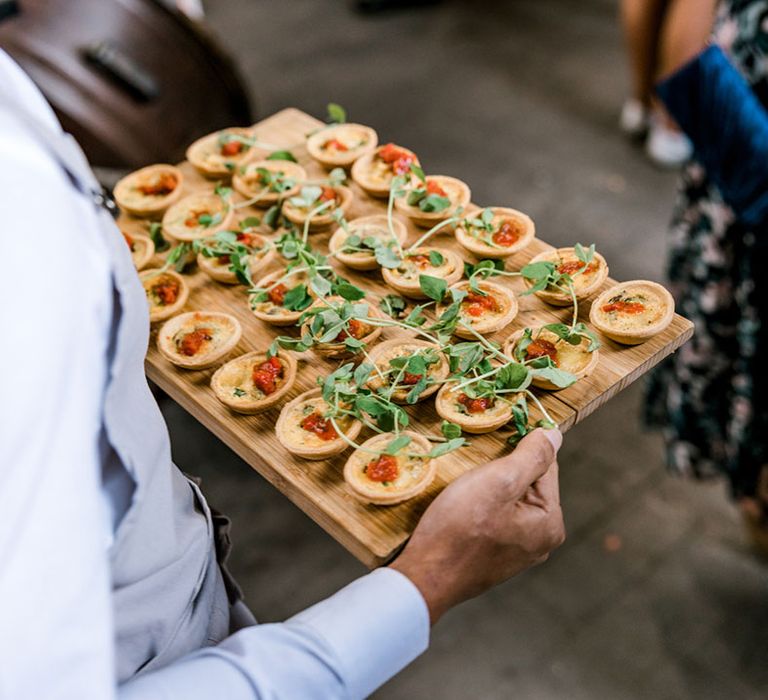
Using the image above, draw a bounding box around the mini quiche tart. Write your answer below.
[186,127,261,179]
[276,388,362,460]
[343,431,437,506]
[437,280,519,338]
[435,382,515,434]
[301,296,383,359]
[232,159,307,207]
[351,143,420,198]
[251,268,314,326]
[526,247,609,306]
[211,350,297,414]
[197,231,276,285]
[395,175,471,228]
[504,327,599,391]
[455,207,535,259]
[381,247,463,299]
[139,269,189,323]
[282,185,354,231]
[156,311,242,370]
[589,280,675,345]
[122,231,155,270]
[365,339,449,404]
[328,214,409,271]
[113,164,183,218]
[162,193,234,242]
[306,123,379,169]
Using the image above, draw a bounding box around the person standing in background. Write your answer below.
[619,0,717,166]
[646,0,768,556]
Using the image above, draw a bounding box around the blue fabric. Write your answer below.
[656,44,768,227]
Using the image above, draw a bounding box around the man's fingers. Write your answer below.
[490,428,562,496]
[536,459,561,506]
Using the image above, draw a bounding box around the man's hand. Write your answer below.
[390,428,565,624]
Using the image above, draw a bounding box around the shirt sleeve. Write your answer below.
[119,567,430,700]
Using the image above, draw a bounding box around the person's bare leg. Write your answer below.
[621,0,669,108]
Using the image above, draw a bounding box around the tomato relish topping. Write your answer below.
[319,186,339,204]
[408,254,432,269]
[138,173,177,197]
[334,318,368,343]
[457,393,494,414]
[300,411,338,441]
[402,372,423,386]
[377,143,415,175]
[365,454,399,483]
[220,140,243,157]
[217,254,232,266]
[237,231,260,247]
[425,180,448,197]
[252,356,284,395]
[185,209,210,228]
[526,338,559,366]
[557,259,598,276]
[324,138,348,152]
[601,300,645,314]
[123,232,135,250]
[178,328,213,356]
[267,283,288,306]
[462,291,500,318]
[492,219,522,247]
[151,279,180,306]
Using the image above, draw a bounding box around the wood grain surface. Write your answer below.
[119,108,694,567]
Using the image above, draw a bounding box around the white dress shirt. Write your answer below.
[0,50,429,700]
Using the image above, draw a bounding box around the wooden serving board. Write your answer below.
[119,108,694,568]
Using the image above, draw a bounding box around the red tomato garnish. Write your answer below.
[221,140,243,156]
[492,220,522,247]
[236,231,260,247]
[525,338,559,366]
[425,180,448,197]
[178,328,212,356]
[334,318,367,343]
[152,280,180,306]
[267,283,288,306]
[601,300,645,314]
[377,143,415,174]
[402,372,423,385]
[138,173,177,197]
[462,291,499,318]
[217,254,232,266]
[185,209,209,228]
[252,356,284,395]
[365,454,400,483]
[319,186,339,203]
[300,412,338,441]
[457,393,494,414]
[123,232,135,250]
[557,260,598,276]
[324,138,349,152]
[409,254,432,268]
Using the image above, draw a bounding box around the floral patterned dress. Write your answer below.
[646,0,768,508]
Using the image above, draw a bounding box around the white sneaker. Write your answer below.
[619,98,650,139]
[645,120,693,168]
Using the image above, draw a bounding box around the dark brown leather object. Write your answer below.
[0,0,253,168]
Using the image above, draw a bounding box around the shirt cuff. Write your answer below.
[289,567,430,699]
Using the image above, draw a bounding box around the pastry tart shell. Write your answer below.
[124,232,155,270]
[382,247,464,299]
[435,383,515,434]
[276,388,362,460]
[157,310,242,369]
[525,247,609,306]
[186,127,262,179]
[329,215,409,271]
[306,123,379,169]
[301,297,383,359]
[114,164,183,218]
[232,160,307,207]
[365,338,449,403]
[250,268,316,327]
[589,280,675,345]
[395,175,471,228]
[437,280,519,338]
[211,350,298,414]
[197,244,276,285]
[343,431,437,506]
[140,269,189,323]
[350,146,420,198]
[282,185,354,231]
[162,193,235,242]
[455,206,535,259]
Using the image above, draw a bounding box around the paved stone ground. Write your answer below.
[163,1,768,697]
